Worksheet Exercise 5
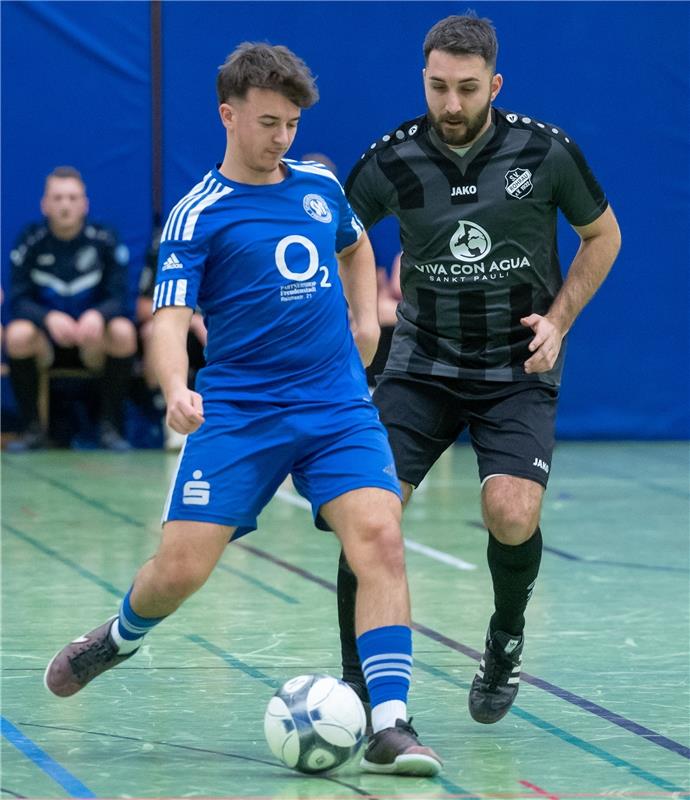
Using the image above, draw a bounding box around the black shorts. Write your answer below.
[372,372,559,489]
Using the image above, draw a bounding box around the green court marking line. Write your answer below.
[4,459,147,528]
[215,561,299,604]
[187,635,280,689]
[413,658,688,795]
[9,460,688,792]
[14,723,380,798]
[2,523,123,598]
[1,717,95,798]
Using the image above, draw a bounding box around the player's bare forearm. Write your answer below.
[521,206,621,374]
[151,306,205,433]
[547,206,621,335]
[337,234,380,366]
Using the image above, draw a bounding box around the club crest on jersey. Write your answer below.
[449,220,492,262]
[303,194,332,223]
[505,168,533,199]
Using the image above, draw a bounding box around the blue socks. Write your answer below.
[110,587,166,653]
[357,624,412,732]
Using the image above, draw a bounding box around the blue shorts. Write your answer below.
[162,398,401,537]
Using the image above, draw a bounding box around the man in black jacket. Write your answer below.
[6,166,136,451]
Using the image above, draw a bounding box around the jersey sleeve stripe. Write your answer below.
[181,185,233,241]
[171,178,219,242]
[161,172,213,243]
[173,279,187,305]
[152,283,160,309]
[288,161,342,186]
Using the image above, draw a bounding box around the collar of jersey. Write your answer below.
[212,162,293,190]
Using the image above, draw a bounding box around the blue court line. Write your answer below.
[1,717,96,798]
[188,638,468,795]
[8,466,689,764]
[16,723,382,799]
[467,522,689,573]
[413,659,689,795]
[240,542,690,768]
[543,545,689,573]
[215,561,300,604]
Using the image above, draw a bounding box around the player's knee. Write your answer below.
[5,319,40,357]
[106,317,137,356]
[484,502,538,544]
[151,556,210,602]
[352,515,405,577]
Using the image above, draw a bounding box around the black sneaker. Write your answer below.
[468,629,523,724]
[5,423,47,453]
[44,617,138,697]
[360,718,442,776]
[99,422,131,452]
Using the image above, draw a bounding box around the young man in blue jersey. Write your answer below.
[44,42,441,777]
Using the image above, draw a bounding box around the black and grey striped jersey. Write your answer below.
[345,108,608,385]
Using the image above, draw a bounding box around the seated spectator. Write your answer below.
[5,166,136,451]
[366,252,402,387]
[136,227,206,449]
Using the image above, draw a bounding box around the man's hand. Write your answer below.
[44,310,79,347]
[165,385,205,434]
[520,314,564,374]
[351,320,380,367]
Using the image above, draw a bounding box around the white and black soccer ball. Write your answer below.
[264,674,366,774]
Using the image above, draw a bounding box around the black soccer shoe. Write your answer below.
[468,629,523,724]
[360,718,442,776]
[44,617,138,697]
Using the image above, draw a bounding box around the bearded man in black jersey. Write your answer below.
[338,12,621,724]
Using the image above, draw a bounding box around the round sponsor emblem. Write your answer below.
[303,194,332,223]
[449,220,492,262]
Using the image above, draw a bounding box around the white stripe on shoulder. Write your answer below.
[288,161,341,186]
[171,177,222,242]
[182,184,233,241]
[161,172,213,242]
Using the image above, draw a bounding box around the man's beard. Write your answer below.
[428,96,492,147]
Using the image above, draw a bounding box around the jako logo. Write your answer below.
[183,470,210,505]
[532,457,550,474]
[451,185,477,197]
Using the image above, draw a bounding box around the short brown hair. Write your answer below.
[216,42,318,108]
[45,165,85,191]
[423,12,498,70]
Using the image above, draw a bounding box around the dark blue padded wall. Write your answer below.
[2,1,689,438]
[1,1,152,308]
[160,1,689,440]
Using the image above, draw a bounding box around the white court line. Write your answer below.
[274,488,477,572]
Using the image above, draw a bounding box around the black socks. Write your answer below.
[336,549,368,700]
[487,527,543,637]
[8,356,40,429]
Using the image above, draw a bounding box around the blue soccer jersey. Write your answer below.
[154,160,368,403]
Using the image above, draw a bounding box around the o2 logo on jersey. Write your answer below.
[303,193,332,223]
[275,235,332,287]
[449,220,492,262]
